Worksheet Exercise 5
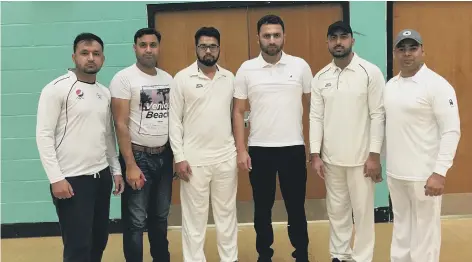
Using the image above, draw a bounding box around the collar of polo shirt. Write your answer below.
[392,63,428,83]
[188,60,226,79]
[329,52,360,73]
[256,51,290,68]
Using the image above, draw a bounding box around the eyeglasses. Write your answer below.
[197,44,220,52]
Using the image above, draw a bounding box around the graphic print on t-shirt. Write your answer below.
[138,84,170,136]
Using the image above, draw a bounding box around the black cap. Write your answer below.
[327,21,353,36]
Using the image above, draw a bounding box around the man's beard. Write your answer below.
[83,67,99,74]
[77,64,100,75]
[260,42,283,56]
[329,46,352,58]
[137,55,157,68]
[198,53,219,67]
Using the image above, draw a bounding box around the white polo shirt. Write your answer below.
[384,64,461,181]
[109,64,173,148]
[36,70,122,184]
[310,53,386,167]
[233,52,313,147]
[169,61,237,166]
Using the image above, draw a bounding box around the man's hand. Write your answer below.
[176,161,192,182]
[237,150,252,172]
[364,153,382,183]
[310,154,325,180]
[425,173,446,196]
[126,164,145,190]
[51,179,74,199]
[113,175,125,195]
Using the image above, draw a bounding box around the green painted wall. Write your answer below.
[350,1,389,208]
[1,1,149,224]
[1,1,389,224]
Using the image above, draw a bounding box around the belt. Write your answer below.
[131,143,167,154]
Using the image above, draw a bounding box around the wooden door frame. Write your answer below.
[385,0,394,222]
[147,1,350,29]
[386,1,394,82]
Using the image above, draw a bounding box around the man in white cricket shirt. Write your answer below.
[110,28,174,262]
[169,27,238,262]
[36,33,124,262]
[385,29,461,262]
[233,15,312,262]
[309,21,386,262]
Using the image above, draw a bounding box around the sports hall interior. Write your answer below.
[2,1,471,261]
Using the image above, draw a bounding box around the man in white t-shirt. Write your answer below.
[309,21,386,262]
[384,29,461,262]
[169,26,238,262]
[36,33,124,262]
[233,15,312,262]
[110,28,174,262]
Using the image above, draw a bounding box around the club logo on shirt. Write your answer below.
[449,99,454,107]
[96,93,102,100]
[76,89,84,99]
[325,83,332,87]
[196,84,203,88]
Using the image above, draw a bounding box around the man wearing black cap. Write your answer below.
[384,29,460,262]
[309,21,386,262]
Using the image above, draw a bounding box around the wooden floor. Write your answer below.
[3,218,472,262]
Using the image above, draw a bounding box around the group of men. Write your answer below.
[36,13,461,262]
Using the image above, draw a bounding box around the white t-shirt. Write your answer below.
[384,64,461,181]
[36,70,121,184]
[233,52,313,147]
[109,64,174,147]
[309,53,386,166]
[169,62,237,166]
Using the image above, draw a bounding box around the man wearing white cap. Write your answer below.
[384,29,461,262]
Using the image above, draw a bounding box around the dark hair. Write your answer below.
[194,27,220,46]
[257,14,285,34]
[73,33,104,53]
[134,28,162,44]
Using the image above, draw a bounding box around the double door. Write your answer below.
[151,3,344,203]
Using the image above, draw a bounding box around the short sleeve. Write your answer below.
[301,60,313,94]
[109,73,131,99]
[233,67,248,99]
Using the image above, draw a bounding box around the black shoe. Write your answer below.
[292,251,309,262]
[332,259,347,262]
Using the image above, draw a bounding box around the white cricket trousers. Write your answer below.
[180,156,238,262]
[387,176,442,262]
[324,163,375,262]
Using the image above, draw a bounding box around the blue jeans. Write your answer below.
[120,145,174,262]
